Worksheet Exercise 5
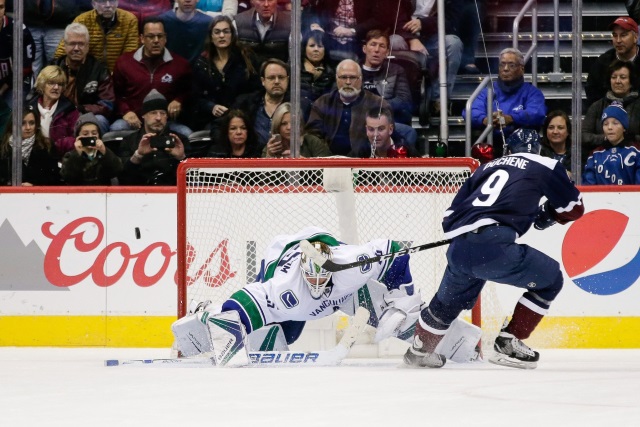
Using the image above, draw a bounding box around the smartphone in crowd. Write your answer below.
[150,134,175,150]
[80,137,97,147]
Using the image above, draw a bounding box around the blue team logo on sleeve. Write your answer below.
[280,290,299,308]
[358,254,371,273]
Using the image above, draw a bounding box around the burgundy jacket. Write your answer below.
[113,47,192,118]
[28,95,80,158]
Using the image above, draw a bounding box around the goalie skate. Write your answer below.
[489,330,539,370]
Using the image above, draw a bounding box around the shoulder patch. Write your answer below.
[280,290,299,308]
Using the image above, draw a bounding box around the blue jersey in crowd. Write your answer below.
[442,153,584,238]
[583,143,640,185]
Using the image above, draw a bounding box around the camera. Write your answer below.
[150,134,175,150]
[80,136,97,147]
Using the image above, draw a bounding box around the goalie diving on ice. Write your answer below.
[172,226,482,366]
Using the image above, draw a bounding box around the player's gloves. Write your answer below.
[534,201,557,230]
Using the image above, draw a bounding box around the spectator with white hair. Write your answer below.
[305,59,416,156]
[463,47,546,159]
[53,0,140,72]
[51,23,115,135]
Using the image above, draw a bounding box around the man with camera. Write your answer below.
[118,89,189,185]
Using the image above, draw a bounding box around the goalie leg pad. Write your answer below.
[433,317,483,363]
[172,311,249,366]
[247,324,290,352]
[172,313,214,358]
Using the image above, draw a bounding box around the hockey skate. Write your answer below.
[489,330,539,369]
[403,333,446,368]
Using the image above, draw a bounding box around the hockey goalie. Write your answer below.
[172,226,481,366]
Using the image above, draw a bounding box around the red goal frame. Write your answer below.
[176,157,481,326]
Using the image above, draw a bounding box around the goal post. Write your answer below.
[176,158,481,334]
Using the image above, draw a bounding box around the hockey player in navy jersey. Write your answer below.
[405,128,585,369]
[172,226,427,360]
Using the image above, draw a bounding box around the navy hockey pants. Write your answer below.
[428,224,563,326]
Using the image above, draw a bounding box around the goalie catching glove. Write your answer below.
[374,283,423,343]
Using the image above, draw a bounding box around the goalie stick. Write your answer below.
[300,238,452,272]
[105,307,370,368]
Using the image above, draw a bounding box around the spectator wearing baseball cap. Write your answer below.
[586,16,640,106]
[583,103,640,185]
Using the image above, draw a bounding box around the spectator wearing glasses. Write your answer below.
[111,18,193,137]
[27,65,80,158]
[190,15,261,131]
[51,23,115,135]
[305,59,392,156]
[463,47,546,159]
[231,58,297,150]
[53,0,139,72]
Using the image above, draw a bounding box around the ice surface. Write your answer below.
[1,348,639,427]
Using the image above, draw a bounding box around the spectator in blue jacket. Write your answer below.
[463,47,547,158]
[583,104,640,185]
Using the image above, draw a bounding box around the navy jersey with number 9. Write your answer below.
[442,153,583,238]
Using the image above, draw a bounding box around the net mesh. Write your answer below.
[177,159,485,328]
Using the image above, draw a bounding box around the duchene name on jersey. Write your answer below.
[249,352,320,364]
[485,156,530,170]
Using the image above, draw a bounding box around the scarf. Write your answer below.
[9,134,37,164]
[497,76,525,94]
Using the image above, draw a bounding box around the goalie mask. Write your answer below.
[300,241,333,299]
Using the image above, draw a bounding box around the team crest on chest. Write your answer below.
[161,73,173,83]
[84,81,98,94]
[357,254,371,273]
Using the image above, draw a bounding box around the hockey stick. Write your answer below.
[300,238,452,272]
[105,307,370,368]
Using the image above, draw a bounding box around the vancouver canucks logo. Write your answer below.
[358,254,371,273]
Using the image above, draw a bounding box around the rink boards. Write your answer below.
[0,186,639,349]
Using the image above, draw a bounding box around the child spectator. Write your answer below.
[583,104,640,185]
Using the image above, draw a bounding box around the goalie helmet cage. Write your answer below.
[177,158,482,334]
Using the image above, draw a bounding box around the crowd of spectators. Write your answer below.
[2,2,639,186]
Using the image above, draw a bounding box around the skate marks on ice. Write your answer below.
[1,348,639,427]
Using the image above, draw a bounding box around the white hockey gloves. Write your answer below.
[374,283,423,343]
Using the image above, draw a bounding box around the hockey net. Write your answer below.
[177,158,493,352]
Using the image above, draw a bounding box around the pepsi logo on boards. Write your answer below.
[562,209,640,295]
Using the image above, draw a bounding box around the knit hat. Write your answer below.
[74,112,102,137]
[601,104,629,130]
[142,89,168,115]
[609,16,638,34]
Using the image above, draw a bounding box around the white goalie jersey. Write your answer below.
[222,227,415,334]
